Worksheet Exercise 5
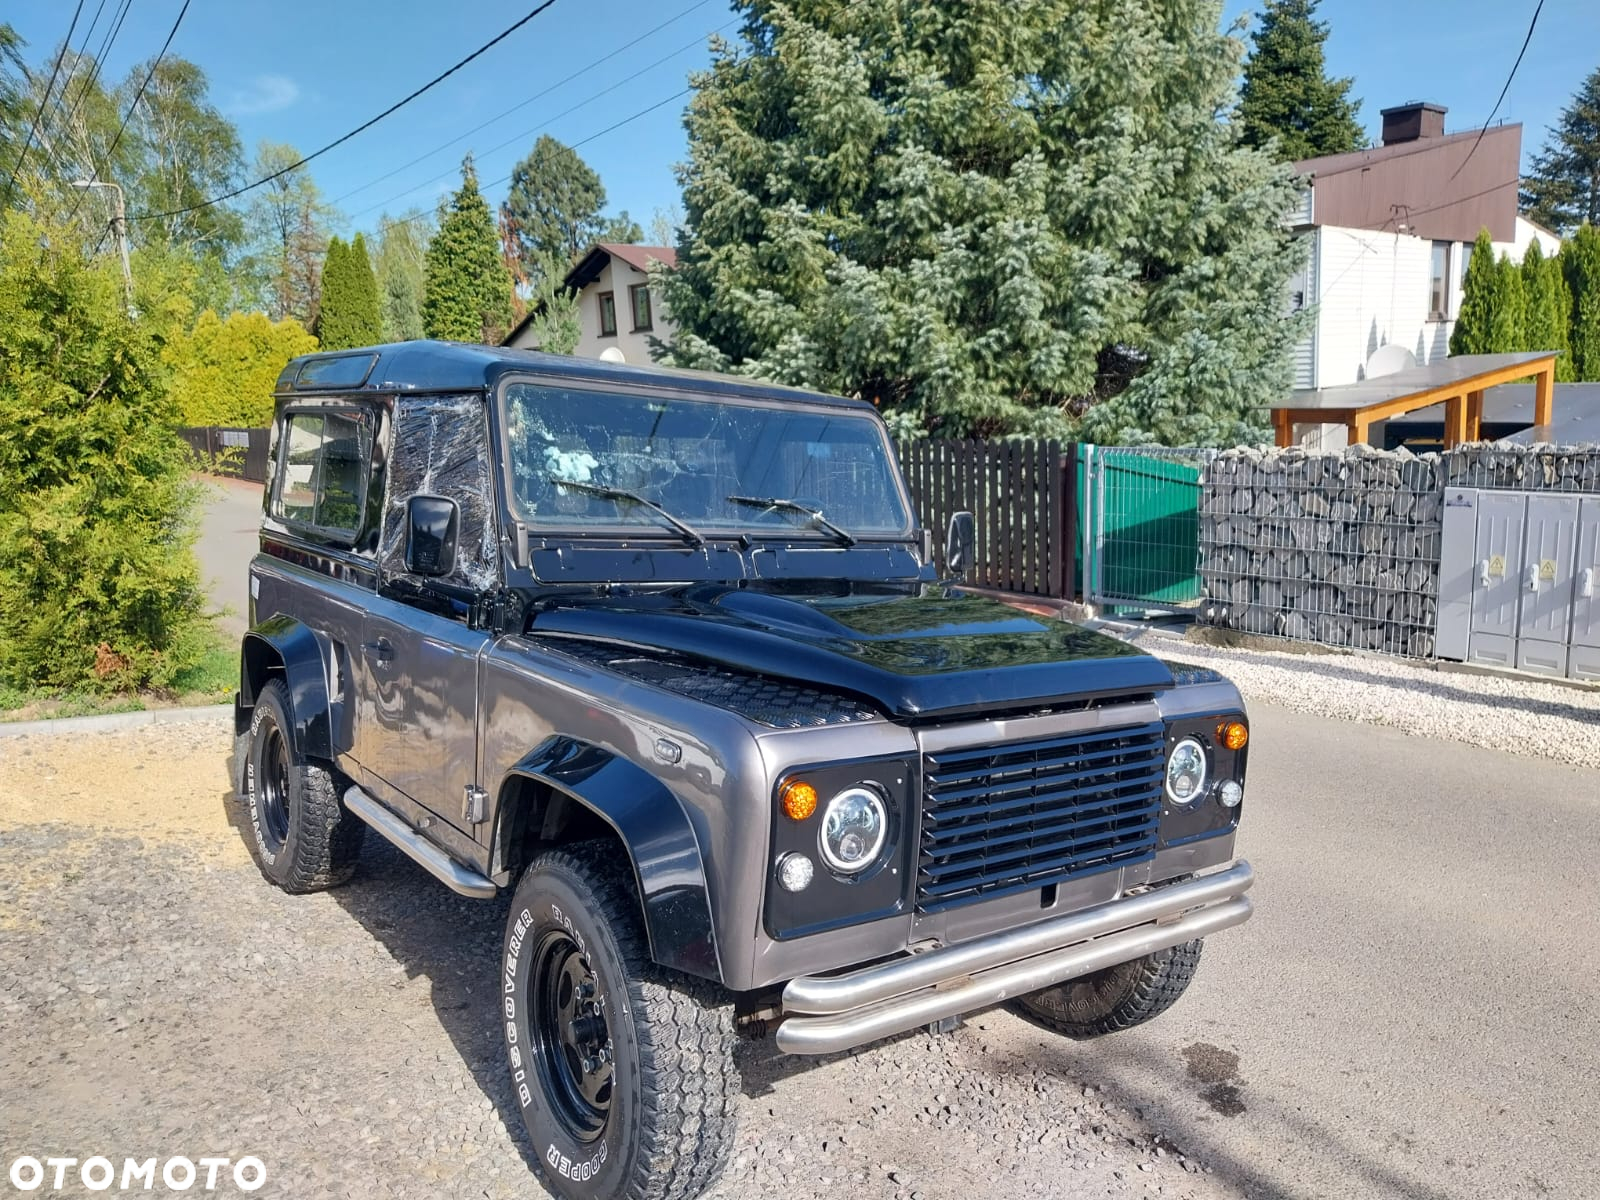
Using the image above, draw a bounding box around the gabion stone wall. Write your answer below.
[1443,443,1600,492]
[1197,446,1443,657]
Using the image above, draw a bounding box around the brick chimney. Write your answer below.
[1380,102,1447,146]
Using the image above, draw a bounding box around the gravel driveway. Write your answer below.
[4,706,1594,1200]
[0,719,1232,1200]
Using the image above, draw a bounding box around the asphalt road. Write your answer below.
[1039,702,1600,1199]
[194,476,262,641]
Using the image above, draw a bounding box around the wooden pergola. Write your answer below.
[1271,352,1558,448]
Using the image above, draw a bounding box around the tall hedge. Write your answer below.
[317,234,383,351]
[166,310,319,428]
[0,211,211,691]
[1564,224,1600,381]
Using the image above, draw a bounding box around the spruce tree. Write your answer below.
[1450,230,1498,356]
[424,157,513,344]
[1520,67,1600,237]
[1237,0,1364,162]
[661,1,1305,446]
[1563,224,1600,381]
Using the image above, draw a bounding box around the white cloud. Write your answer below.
[226,74,300,116]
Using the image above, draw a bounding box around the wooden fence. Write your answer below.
[178,426,271,483]
[897,439,1069,597]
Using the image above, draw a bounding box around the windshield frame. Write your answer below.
[491,372,918,547]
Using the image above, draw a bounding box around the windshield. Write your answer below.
[502,382,913,538]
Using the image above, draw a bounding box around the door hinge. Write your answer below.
[463,785,489,825]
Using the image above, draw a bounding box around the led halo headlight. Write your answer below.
[1165,737,1208,805]
[818,785,888,874]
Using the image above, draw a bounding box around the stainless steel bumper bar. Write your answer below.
[343,786,497,899]
[776,862,1254,1056]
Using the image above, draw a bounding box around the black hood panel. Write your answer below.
[528,585,1173,720]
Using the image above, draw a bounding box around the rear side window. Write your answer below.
[272,410,374,541]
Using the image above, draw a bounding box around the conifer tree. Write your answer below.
[424,157,513,344]
[1564,224,1600,381]
[316,234,383,350]
[1237,0,1364,161]
[1491,253,1526,353]
[661,1,1305,446]
[1450,230,1498,356]
[1548,248,1577,381]
[1520,67,1600,237]
[1521,241,1573,377]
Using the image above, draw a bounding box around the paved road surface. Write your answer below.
[195,477,262,640]
[2,705,1592,1198]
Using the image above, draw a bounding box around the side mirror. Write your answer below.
[945,511,975,579]
[405,495,459,577]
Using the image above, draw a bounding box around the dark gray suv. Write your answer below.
[233,340,1255,1200]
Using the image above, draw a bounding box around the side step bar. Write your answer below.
[343,786,497,899]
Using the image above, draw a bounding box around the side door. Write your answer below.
[1567,499,1600,681]
[356,393,501,835]
[1467,492,1525,669]
[1514,495,1578,677]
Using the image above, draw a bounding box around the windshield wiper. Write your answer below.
[548,477,705,546]
[725,495,857,546]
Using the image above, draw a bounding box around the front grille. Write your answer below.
[916,721,1165,913]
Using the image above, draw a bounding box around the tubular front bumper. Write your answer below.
[774,861,1254,1055]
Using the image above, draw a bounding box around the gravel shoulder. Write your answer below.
[1124,629,1600,770]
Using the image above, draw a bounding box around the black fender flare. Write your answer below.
[240,613,334,762]
[502,737,722,984]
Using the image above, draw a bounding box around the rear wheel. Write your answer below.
[1006,940,1204,1039]
[241,679,364,892]
[502,843,737,1200]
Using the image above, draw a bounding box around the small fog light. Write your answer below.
[1219,780,1243,808]
[776,853,814,892]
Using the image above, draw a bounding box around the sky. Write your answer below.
[7,0,1599,242]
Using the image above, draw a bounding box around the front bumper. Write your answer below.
[774,860,1254,1055]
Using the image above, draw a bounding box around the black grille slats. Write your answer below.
[917,721,1164,912]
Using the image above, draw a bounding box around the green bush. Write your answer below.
[166,308,318,428]
[0,209,213,692]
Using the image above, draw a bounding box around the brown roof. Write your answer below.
[597,243,676,273]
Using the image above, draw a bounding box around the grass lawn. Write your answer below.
[0,641,235,723]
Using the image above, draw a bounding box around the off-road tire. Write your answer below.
[1006,940,1204,1039]
[502,842,738,1200]
[241,679,364,892]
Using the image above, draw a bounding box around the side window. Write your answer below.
[271,409,374,542]
[378,394,499,592]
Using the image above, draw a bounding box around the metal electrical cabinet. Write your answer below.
[1436,488,1597,679]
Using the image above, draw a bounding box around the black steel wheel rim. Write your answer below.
[257,720,291,854]
[531,930,614,1142]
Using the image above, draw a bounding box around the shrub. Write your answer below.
[166,309,318,428]
[0,210,213,691]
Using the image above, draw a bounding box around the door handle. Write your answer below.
[1582,568,1596,599]
[361,638,394,665]
[1524,563,1539,593]
[1479,559,1490,587]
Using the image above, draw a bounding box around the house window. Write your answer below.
[630,283,653,332]
[1428,241,1451,321]
[597,291,617,337]
[1460,241,1473,286]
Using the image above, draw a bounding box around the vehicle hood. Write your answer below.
[527,585,1173,720]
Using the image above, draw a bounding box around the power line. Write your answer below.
[348,25,722,223]
[0,0,86,209]
[129,0,561,223]
[39,0,107,166]
[384,86,693,233]
[1448,0,1544,183]
[71,0,192,230]
[330,0,721,209]
[58,0,134,160]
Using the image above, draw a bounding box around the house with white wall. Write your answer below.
[504,242,677,362]
[1290,103,1560,397]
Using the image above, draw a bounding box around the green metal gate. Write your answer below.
[1081,445,1210,612]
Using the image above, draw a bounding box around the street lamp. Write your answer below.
[71,179,133,306]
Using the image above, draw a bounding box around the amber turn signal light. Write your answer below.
[780,780,818,821]
[1218,721,1249,751]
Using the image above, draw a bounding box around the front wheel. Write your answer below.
[1005,940,1204,1039]
[502,844,737,1200]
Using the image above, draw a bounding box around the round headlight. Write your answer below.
[1165,738,1208,804]
[818,786,887,874]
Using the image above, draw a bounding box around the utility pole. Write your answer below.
[72,179,134,307]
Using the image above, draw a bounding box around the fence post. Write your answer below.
[1058,443,1076,600]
